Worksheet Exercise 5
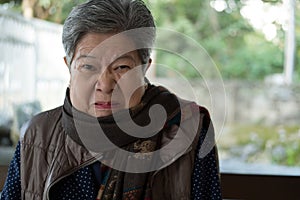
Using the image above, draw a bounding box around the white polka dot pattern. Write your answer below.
[49,166,98,200]
[191,130,222,200]
[1,142,21,200]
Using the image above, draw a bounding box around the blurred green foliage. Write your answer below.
[145,0,299,81]
[220,124,300,166]
[0,0,85,23]
[0,0,21,4]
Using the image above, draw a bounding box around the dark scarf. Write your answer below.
[62,84,183,200]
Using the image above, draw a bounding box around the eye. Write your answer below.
[80,64,97,71]
[114,65,131,73]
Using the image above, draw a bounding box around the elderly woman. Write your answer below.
[1,0,221,199]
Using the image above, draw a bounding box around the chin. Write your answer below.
[91,110,113,118]
[95,112,113,118]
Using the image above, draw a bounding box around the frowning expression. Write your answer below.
[68,32,148,117]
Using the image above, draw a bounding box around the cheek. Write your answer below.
[125,77,145,107]
[132,86,144,99]
[69,74,95,107]
[127,86,145,107]
[118,74,144,100]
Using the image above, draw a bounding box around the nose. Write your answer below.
[95,69,115,94]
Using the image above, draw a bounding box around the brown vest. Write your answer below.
[20,104,210,200]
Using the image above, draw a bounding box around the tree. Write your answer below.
[283,0,296,84]
[146,0,295,81]
[23,0,86,23]
[0,0,85,23]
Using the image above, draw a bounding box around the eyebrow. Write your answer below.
[113,54,137,64]
[76,53,137,65]
[76,55,97,60]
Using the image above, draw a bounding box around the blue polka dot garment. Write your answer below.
[1,141,221,200]
[0,142,21,200]
[192,146,222,199]
[49,166,99,200]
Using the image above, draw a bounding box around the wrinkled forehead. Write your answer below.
[74,32,140,64]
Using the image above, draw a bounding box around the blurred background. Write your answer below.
[0,0,299,175]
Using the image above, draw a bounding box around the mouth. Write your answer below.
[94,101,120,110]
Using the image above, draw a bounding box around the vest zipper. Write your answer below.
[44,154,103,200]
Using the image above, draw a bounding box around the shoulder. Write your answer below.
[21,106,63,141]
[175,98,213,148]
[177,97,211,124]
[29,106,63,124]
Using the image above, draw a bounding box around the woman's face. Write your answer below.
[67,32,149,117]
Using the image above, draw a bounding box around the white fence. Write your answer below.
[0,9,68,118]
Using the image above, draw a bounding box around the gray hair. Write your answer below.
[62,0,156,65]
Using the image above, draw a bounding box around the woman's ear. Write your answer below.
[63,56,71,72]
[144,58,152,74]
[64,56,72,88]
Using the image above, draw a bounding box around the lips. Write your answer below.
[94,101,120,109]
